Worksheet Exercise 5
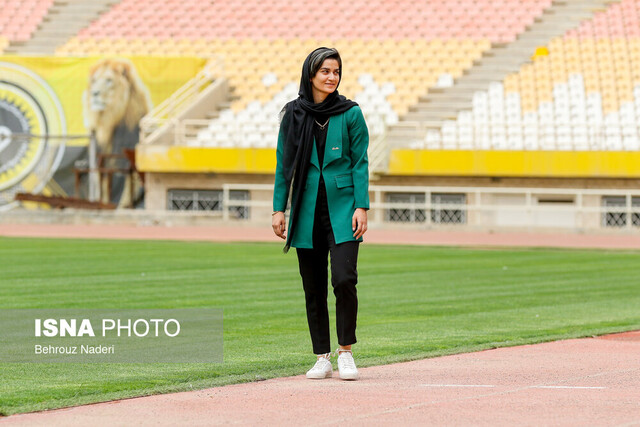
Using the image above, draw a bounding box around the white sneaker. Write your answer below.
[306,354,332,379]
[336,348,358,380]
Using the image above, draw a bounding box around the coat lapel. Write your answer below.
[310,136,320,169]
[322,114,343,168]
[309,113,343,170]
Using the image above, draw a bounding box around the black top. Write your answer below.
[313,114,329,168]
[312,114,332,237]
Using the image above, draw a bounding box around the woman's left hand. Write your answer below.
[352,208,368,239]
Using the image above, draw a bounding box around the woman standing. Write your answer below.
[272,47,369,380]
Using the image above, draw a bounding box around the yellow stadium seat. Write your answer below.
[81,38,98,48]
[548,37,563,51]
[564,59,581,73]
[478,39,492,51]
[504,82,519,93]
[564,48,580,61]
[584,81,599,93]
[65,38,80,48]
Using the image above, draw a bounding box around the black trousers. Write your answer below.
[296,178,359,354]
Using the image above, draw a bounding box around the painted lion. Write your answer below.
[82,58,152,208]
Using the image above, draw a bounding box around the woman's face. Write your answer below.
[310,58,340,100]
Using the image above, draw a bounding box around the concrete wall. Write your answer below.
[144,172,640,231]
[145,172,274,213]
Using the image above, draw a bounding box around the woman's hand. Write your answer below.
[352,208,368,239]
[272,212,286,239]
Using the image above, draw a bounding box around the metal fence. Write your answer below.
[167,189,249,219]
[163,183,640,231]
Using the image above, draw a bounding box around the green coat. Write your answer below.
[273,106,370,249]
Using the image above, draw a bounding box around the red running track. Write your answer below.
[1,223,639,249]
[1,332,639,426]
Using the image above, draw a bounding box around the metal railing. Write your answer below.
[165,183,640,232]
[372,185,640,230]
[140,57,224,145]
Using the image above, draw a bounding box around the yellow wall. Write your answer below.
[389,150,640,178]
[137,146,640,178]
[137,146,276,174]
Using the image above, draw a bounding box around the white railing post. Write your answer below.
[576,193,583,229]
[222,185,230,221]
[425,190,432,225]
[475,188,481,226]
[525,191,533,226]
[374,189,382,225]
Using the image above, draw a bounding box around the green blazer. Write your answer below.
[273,105,370,249]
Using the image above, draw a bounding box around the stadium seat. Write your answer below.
[436,0,640,151]
[47,0,553,148]
[0,0,53,43]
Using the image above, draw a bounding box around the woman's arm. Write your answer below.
[352,208,367,239]
[273,121,290,214]
[272,116,289,239]
[272,211,286,239]
[348,106,370,210]
[348,106,370,238]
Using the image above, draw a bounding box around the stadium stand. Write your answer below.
[71,0,550,42]
[56,0,552,148]
[0,0,53,43]
[3,0,640,230]
[414,0,640,151]
[4,0,115,55]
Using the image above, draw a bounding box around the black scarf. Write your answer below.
[278,47,358,252]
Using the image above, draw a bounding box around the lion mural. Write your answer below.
[82,58,153,208]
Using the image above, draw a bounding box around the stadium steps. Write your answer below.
[4,0,119,55]
[204,90,241,121]
[385,0,620,147]
[143,87,239,144]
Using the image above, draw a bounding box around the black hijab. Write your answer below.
[279,47,358,253]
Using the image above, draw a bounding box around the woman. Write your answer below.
[272,47,369,380]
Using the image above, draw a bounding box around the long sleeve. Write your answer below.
[348,106,370,210]
[273,120,290,212]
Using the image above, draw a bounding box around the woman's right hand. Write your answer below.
[272,212,286,239]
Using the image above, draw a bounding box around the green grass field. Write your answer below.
[1,236,639,416]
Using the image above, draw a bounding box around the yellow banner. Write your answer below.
[0,56,206,207]
[0,55,206,143]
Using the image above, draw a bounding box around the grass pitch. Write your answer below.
[1,236,639,415]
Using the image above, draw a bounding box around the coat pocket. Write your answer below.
[335,174,354,188]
